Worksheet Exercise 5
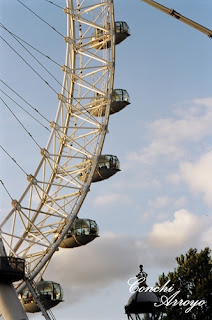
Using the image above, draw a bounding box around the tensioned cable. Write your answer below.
[0,26,64,96]
[1,24,102,126]
[43,0,64,10]
[0,23,61,67]
[0,180,13,200]
[16,0,64,38]
[0,145,27,176]
[0,97,41,149]
[0,79,50,124]
[0,35,58,96]
[0,88,50,132]
[0,37,101,125]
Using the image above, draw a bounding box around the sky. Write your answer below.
[0,0,212,319]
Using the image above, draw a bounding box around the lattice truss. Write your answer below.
[0,0,115,277]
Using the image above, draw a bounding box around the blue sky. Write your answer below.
[0,0,212,319]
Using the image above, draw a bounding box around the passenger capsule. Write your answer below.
[20,280,63,313]
[89,89,130,117]
[78,154,120,183]
[58,218,99,248]
[91,21,130,49]
[114,21,130,45]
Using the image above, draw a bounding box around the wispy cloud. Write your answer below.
[125,98,212,166]
[147,196,170,209]
[46,210,211,305]
[46,233,141,303]
[92,192,132,207]
[180,150,212,206]
[193,97,212,107]
[148,209,202,248]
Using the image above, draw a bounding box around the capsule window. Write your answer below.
[100,155,120,170]
[115,21,130,34]
[74,226,82,236]
[122,89,130,102]
[112,89,130,103]
[21,289,33,304]
[90,220,99,235]
[71,219,99,236]
[74,219,88,235]
[37,281,63,301]
[54,284,63,300]
[81,220,90,235]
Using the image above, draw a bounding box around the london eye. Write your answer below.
[0,0,211,319]
[0,0,130,318]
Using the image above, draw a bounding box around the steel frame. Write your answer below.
[0,0,115,292]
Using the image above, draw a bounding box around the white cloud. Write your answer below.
[127,140,183,165]
[48,233,140,286]
[46,233,141,303]
[150,196,186,210]
[126,98,212,166]
[166,172,182,185]
[193,97,212,107]
[46,210,211,303]
[148,196,170,209]
[140,211,153,221]
[148,209,203,248]
[201,226,212,246]
[180,150,212,206]
[92,192,132,207]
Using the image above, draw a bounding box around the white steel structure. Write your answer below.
[0,0,115,296]
[1,1,209,319]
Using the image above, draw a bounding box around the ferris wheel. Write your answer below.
[1,0,209,319]
[0,0,130,319]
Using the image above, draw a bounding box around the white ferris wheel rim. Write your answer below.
[0,0,115,290]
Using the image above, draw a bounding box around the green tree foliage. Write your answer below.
[155,247,212,320]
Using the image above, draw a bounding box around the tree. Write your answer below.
[155,247,212,320]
